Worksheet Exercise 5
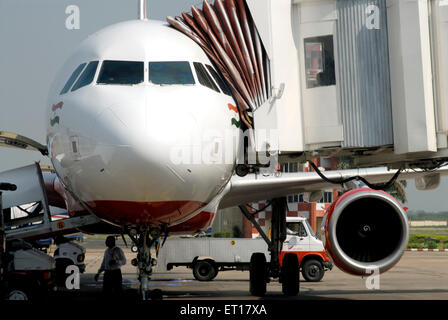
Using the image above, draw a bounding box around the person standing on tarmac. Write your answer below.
[94,236,126,295]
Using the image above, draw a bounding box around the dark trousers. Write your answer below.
[103,269,122,296]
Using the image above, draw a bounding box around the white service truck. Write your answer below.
[155,217,332,282]
[1,182,56,300]
[53,236,86,286]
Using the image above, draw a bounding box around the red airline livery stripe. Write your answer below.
[86,200,207,226]
[168,211,215,234]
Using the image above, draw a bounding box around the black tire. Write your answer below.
[4,277,47,301]
[148,289,163,300]
[5,287,30,300]
[193,260,217,281]
[249,252,267,297]
[209,267,219,281]
[281,253,300,296]
[301,259,324,282]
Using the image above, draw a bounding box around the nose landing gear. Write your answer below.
[127,227,164,300]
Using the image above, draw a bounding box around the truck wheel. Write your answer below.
[4,278,43,301]
[209,266,219,280]
[281,253,300,296]
[5,288,29,300]
[193,260,217,281]
[249,252,267,297]
[302,259,324,282]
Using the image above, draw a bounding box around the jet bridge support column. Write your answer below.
[269,198,287,279]
[238,205,272,248]
[240,197,298,296]
[240,198,287,278]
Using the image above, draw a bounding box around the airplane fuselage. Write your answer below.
[47,20,240,230]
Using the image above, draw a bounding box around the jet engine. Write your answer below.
[322,188,409,276]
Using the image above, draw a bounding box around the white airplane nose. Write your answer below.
[92,100,197,183]
[92,89,200,161]
[53,85,234,226]
[82,95,225,220]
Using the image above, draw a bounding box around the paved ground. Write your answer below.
[59,238,448,301]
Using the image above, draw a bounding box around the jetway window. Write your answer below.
[206,65,232,96]
[71,61,99,92]
[149,61,195,85]
[282,163,298,173]
[304,36,335,88]
[60,63,86,95]
[319,191,333,203]
[193,62,219,93]
[97,61,144,85]
[288,195,299,203]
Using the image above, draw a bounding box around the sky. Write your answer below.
[0,0,201,168]
[0,0,447,212]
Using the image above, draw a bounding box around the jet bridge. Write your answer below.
[249,0,448,168]
[0,163,100,241]
[170,0,448,169]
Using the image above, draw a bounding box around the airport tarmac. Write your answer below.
[59,238,448,300]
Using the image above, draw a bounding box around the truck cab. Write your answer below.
[280,216,332,282]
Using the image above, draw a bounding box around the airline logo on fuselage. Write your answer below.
[50,101,63,127]
[228,103,240,128]
[52,101,63,112]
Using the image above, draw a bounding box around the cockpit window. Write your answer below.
[97,60,144,85]
[149,61,195,85]
[60,63,86,95]
[193,62,220,93]
[71,61,99,92]
[206,65,232,96]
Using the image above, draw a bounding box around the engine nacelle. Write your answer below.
[322,188,409,276]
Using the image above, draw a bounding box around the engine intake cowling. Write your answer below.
[322,188,409,276]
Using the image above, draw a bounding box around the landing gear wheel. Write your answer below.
[281,253,300,296]
[301,259,324,282]
[193,260,217,281]
[127,228,160,300]
[249,252,267,297]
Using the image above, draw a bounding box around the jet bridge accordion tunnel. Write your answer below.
[168,0,448,170]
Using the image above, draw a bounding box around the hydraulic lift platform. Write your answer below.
[0,163,100,241]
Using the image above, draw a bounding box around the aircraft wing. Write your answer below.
[219,166,448,208]
[0,131,48,155]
